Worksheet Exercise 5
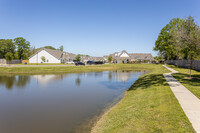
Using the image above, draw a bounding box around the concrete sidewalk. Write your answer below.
[163,65,200,133]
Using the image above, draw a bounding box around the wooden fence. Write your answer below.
[0,59,22,64]
[166,60,200,71]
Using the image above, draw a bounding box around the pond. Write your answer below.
[0,70,146,133]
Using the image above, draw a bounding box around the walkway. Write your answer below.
[163,65,200,133]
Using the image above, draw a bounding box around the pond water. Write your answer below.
[0,70,146,133]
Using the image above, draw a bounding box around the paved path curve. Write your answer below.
[163,65,200,133]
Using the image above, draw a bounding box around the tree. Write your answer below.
[14,37,30,60]
[108,55,113,63]
[154,55,164,62]
[5,52,14,65]
[43,46,56,50]
[178,16,200,76]
[41,56,46,62]
[75,54,81,62]
[0,39,16,58]
[154,18,184,60]
[59,45,64,51]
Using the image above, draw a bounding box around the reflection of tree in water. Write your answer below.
[0,75,30,90]
[109,71,112,81]
[75,77,81,86]
[6,76,16,90]
[16,76,30,88]
[94,72,103,78]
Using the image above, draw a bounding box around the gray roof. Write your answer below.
[29,48,75,60]
[44,48,63,59]
[129,53,154,60]
[62,52,76,59]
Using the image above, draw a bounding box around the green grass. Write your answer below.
[0,64,154,74]
[12,63,73,65]
[167,65,200,99]
[92,64,195,133]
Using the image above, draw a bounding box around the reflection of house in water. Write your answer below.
[109,70,142,82]
[32,75,65,85]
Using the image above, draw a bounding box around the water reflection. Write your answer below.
[0,70,146,89]
[32,74,65,85]
[0,70,146,133]
[75,77,81,86]
[0,75,30,89]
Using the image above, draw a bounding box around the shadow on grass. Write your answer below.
[173,73,200,86]
[128,73,168,91]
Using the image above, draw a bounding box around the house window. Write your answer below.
[47,59,49,62]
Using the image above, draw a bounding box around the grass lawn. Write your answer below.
[92,64,195,133]
[12,63,74,65]
[0,64,156,74]
[167,65,200,99]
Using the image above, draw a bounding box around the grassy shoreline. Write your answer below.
[92,64,195,133]
[0,64,151,74]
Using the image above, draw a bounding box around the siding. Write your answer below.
[29,50,61,63]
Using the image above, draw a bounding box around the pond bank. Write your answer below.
[0,64,151,74]
[91,65,195,133]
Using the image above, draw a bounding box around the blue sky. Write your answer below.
[0,0,200,56]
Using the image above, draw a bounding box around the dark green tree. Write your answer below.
[41,56,46,62]
[59,45,64,51]
[108,55,113,63]
[5,52,14,64]
[43,46,56,50]
[75,54,81,62]
[0,39,16,58]
[14,37,30,60]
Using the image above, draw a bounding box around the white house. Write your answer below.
[29,48,76,63]
[107,50,154,64]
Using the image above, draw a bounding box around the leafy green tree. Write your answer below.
[108,55,113,63]
[154,55,164,62]
[14,37,30,60]
[154,18,184,60]
[178,16,200,76]
[59,45,64,51]
[43,46,56,50]
[0,39,16,58]
[75,54,81,62]
[14,52,19,59]
[179,16,200,60]
[5,52,14,64]
[41,56,46,62]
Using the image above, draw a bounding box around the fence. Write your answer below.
[166,60,200,71]
[0,59,22,64]
[7,60,22,64]
[0,59,6,64]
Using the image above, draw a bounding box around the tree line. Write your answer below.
[0,37,64,61]
[0,37,31,61]
[154,16,200,61]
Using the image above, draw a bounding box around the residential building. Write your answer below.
[29,48,76,63]
[107,50,154,63]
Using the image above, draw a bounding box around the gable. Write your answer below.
[30,50,59,60]
[120,52,130,57]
